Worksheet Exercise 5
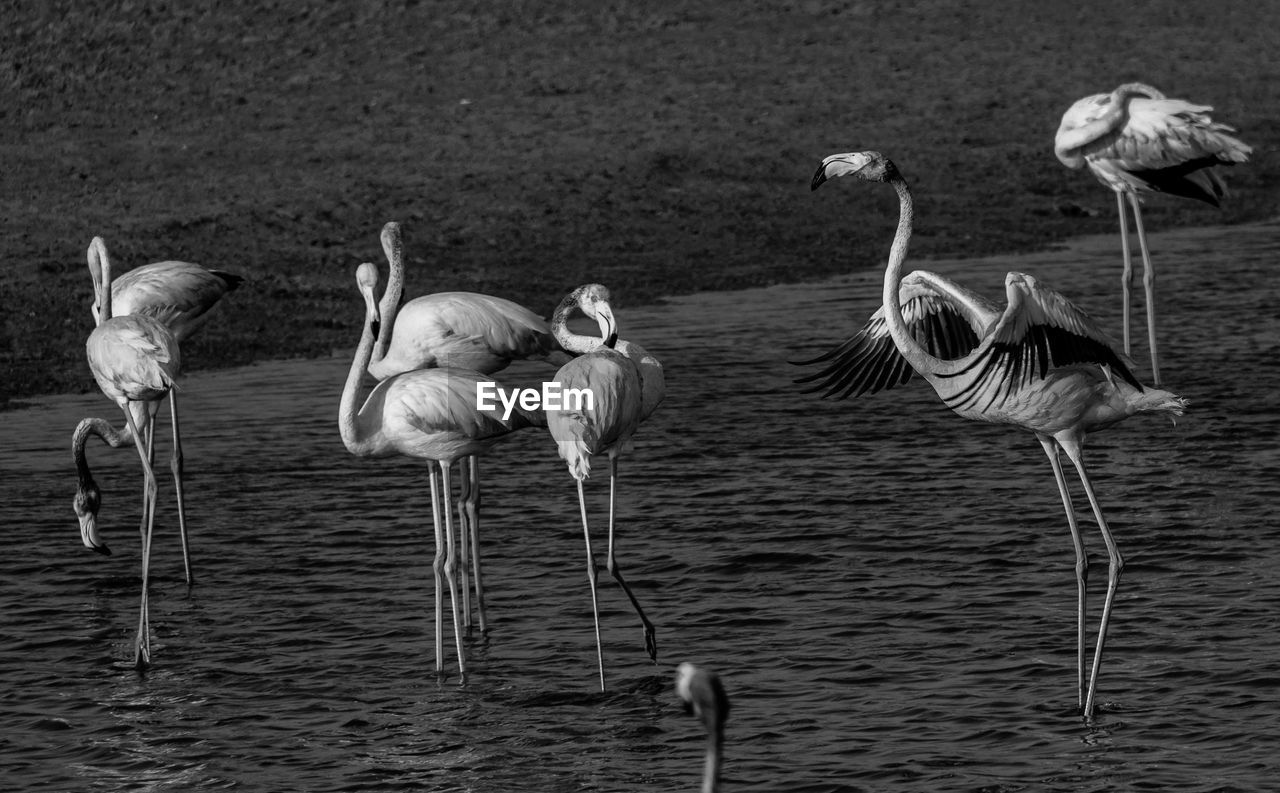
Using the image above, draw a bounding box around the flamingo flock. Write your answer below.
[65,82,1248,746]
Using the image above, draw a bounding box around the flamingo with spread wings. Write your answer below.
[796,151,1188,719]
[1055,82,1251,385]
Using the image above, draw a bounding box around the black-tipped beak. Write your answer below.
[604,331,618,348]
[810,164,829,191]
[91,542,112,557]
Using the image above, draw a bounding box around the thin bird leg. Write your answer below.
[577,477,606,691]
[455,458,472,633]
[429,466,445,674]
[605,454,657,663]
[1115,190,1134,356]
[123,405,158,670]
[168,391,192,585]
[1060,439,1125,720]
[1128,192,1161,386]
[440,461,467,680]
[1038,435,1089,711]
[464,455,488,634]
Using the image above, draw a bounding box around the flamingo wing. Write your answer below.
[1075,97,1252,203]
[936,272,1141,414]
[794,270,995,399]
[112,261,242,341]
[377,292,559,376]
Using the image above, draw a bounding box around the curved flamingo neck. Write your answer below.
[339,286,385,457]
[373,239,404,365]
[73,417,132,487]
[879,174,944,375]
[550,293,612,354]
[701,727,723,793]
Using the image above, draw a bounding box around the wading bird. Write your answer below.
[367,221,571,633]
[546,283,661,690]
[796,151,1188,719]
[1055,82,1252,385]
[83,236,243,583]
[677,663,729,793]
[339,261,542,679]
[76,276,183,669]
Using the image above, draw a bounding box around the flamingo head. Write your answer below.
[812,151,897,190]
[575,284,618,348]
[72,480,111,556]
[356,262,382,337]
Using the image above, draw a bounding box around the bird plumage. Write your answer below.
[1053,82,1251,385]
[87,237,242,343]
[367,221,568,379]
[798,150,1187,719]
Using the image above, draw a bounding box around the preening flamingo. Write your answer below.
[75,277,183,668]
[83,236,243,583]
[1054,82,1252,385]
[339,261,543,679]
[677,663,729,793]
[546,283,662,690]
[796,151,1188,719]
[368,221,571,633]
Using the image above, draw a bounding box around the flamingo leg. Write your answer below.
[577,477,606,691]
[464,455,487,634]
[428,466,446,675]
[1059,439,1124,720]
[123,405,158,670]
[1038,435,1090,712]
[1128,192,1161,386]
[456,458,472,633]
[168,390,192,585]
[1115,190,1134,356]
[604,454,657,663]
[440,462,466,681]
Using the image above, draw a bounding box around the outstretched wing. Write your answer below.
[793,271,996,399]
[936,272,1141,414]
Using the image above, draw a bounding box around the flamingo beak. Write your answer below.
[596,304,619,348]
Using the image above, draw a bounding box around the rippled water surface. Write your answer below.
[4,222,1279,791]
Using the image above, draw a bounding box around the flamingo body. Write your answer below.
[798,151,1187,719]
[104,261,244,342]
[368,222,567,380]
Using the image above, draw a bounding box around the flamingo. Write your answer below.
[75,274,183,668]
[367,221,572,633]
[677,663,729,793]
[546,283,661,690]
[83,236,243,583]
[1054,82,1252,385]
[339,261,543,679]
[795,151,1188,719]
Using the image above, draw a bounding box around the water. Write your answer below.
[3,221,1279,791]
